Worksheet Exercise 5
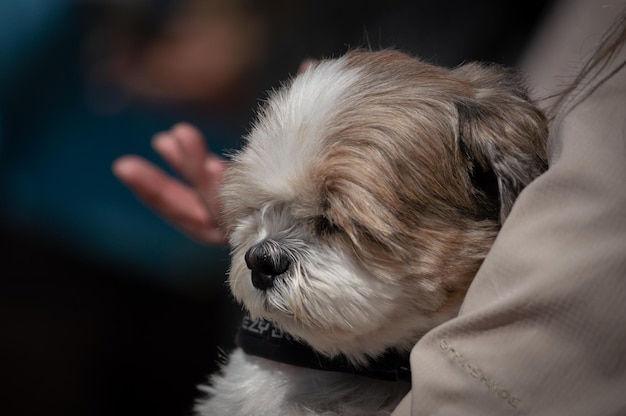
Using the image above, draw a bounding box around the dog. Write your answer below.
[194,49,548,416]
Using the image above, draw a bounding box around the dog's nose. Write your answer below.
[244,241,290,290]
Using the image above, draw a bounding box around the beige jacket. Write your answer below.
[392,1,626,414]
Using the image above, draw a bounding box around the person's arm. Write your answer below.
[392,2,626,414]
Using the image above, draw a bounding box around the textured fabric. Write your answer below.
[392,1,626,414]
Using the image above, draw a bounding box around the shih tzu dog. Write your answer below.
[194,49,548,415]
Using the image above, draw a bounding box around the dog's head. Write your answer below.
[220,50,547,362]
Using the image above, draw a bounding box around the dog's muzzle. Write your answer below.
[244,240,291,290]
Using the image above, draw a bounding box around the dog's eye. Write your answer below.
[314,216,339,235]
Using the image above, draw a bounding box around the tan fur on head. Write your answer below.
[219,49,548,362]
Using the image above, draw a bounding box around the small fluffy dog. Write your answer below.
[195,49,548,415]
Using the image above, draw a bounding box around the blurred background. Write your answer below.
[0,0,554,415]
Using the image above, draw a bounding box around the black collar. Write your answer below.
[236,312,411,382]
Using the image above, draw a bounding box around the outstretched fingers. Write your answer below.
[112,155,227,244]
[152,123,227,221]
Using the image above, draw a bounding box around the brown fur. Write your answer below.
[303,50,547,318]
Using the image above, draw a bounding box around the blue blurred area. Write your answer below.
[0,0,68,83]
[0,2,238,291]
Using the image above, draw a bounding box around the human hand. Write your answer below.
[112,122,228,245]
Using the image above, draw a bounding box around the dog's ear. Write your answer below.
[452,63,548,223]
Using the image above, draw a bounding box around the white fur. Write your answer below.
[195,349,410,416]
[241,57,362,199]
[227,202,418,360]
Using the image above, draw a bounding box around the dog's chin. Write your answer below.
[227,240,450,362]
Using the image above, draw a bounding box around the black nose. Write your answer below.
[244,241,290,290]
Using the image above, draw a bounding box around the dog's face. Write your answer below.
[220,50,547,362]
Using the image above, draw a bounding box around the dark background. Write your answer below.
[0,1,554,415]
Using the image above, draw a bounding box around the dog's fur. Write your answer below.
[194,49,548,415]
